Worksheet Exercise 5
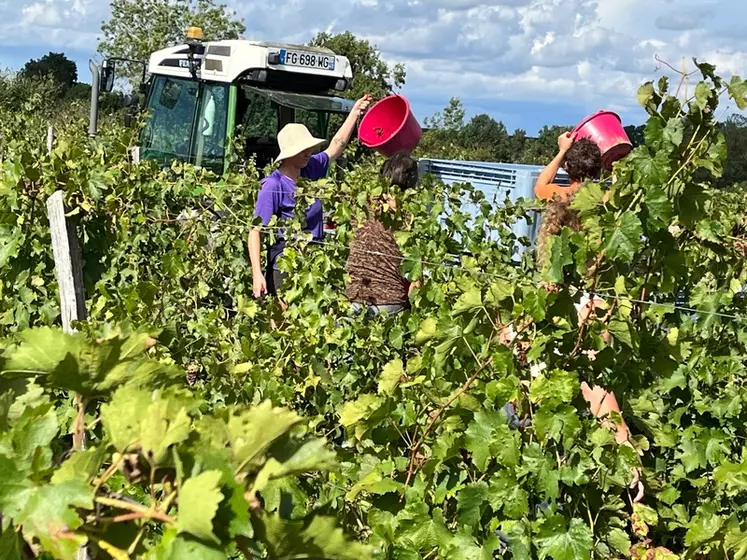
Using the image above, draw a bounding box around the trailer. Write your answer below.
[418,158,570,252]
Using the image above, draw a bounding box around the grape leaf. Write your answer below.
[443,532,501,560]
[503,521,532,560]
[3,327,84,374]
[2,328,179,396]
[140,404,191,465]
[533,404,582,449]
[378,358,404,396]
[0,524,23,560]
[101,385,153,453]
[267,438,337,478]
[535,516,592,560]
[644,185,673,227]
[605,527,631,556]
[395,506,452,552]
[685,504,724,547]
[486,472,529,519]
[453,286,482,316]
[346,469,403,501]
[604,213,642,263]
[727,76,747,110]
[16,478,92,559]
[695,82,711,110]
[51,447,107,485]
[664,118,685,146]
[644,118,664,148]
[529,369,579,408]
[714,460,747,493]
[545,229,572,284]
[0,455,33,518]
[227,401,303,469]
[725,519,747,559]
[145,528,224,560]
[456,482,488,528]
[178,470,224,544]
[464,410,520,470]
[571,181,605,214]
[7,402,57,472]
[252,512,370,559]
[637,82,656,111]
[485,279,514,305]
[415,317,438,344]
[522,288,547,321]
[339,393,382,428]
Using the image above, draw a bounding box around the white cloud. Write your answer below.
[2,0,746,128]
[21,2,62,27]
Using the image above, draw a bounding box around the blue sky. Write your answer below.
[1,0,746,135]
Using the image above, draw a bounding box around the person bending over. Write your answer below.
[345,152,421,317]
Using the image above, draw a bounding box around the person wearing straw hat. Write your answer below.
[248,94,372,298]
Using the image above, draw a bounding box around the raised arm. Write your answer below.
[534,131,575,200]
[324,94,372,162]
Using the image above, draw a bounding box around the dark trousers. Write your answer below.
[267,269,287,296]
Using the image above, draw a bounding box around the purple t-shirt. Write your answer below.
[254,152,329,270]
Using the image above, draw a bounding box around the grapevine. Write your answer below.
[1,60,747,558]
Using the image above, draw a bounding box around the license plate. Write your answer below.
[279,49,336,71]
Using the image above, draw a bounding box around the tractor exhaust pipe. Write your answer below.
[88,60,100,138]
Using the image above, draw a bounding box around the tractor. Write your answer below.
[90,27,355,175]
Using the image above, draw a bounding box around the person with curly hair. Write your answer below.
[534,132,602,202]
[533,132,601,265]
[530,132,643,501]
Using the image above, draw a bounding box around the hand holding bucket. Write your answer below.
[358,94,422,156]
[571,110,632,168]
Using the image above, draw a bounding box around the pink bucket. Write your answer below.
[572,110,632,168]
[358,95,422,157]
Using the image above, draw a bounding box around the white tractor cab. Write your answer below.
[92,27,355,175]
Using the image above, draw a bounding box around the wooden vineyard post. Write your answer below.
[46,125,55,154]
[47,191,87,332]
[46,127,90,560]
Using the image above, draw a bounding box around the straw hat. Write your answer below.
[275,123,325,164]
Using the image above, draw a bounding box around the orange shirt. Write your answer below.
[534,182,581,201]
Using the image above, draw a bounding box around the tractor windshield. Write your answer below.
[140,75,352,174]
[141,76,229,173]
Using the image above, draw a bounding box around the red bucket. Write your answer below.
[572,110,632,168]
[358,95,422,157]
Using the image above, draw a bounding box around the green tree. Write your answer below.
[517,124,571,164]
[309,31,406,100]
[98,0,246,85]
[417,98,467,159]
[424,97,465,131]
[19,52,77,91]
[419,99,519,162]
[624,124,645,148]
[718,114,747,188]
[508,128,528,161]
[462,113,511,161]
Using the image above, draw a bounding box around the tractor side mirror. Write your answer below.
[100,60,115,93]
